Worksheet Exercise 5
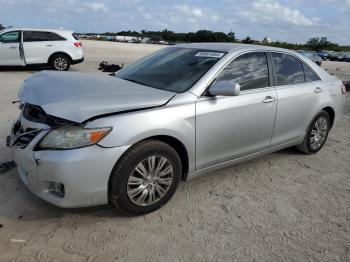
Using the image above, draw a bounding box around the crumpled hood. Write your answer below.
[19,71,175,123]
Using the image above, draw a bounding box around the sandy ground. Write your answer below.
[0,40,349,261]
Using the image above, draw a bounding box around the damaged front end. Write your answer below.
[6,103,79,149]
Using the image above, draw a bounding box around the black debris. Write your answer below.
[98,61,124,73]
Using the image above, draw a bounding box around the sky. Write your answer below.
[1,0,350,44]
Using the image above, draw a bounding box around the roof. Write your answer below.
[177,42,290,53]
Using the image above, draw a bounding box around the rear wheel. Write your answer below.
[296,111,330,154]
[50,54,70,71]
[109,140,182,215]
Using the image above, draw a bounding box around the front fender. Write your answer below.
[85,101,196,171]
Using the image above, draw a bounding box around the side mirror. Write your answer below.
[208,80,240,96]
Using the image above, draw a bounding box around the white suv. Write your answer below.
[0,28,84,71]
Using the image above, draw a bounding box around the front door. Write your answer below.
[0,31,22,66]
[196,52,277,170]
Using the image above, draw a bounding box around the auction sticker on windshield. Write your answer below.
[195,52,225,58]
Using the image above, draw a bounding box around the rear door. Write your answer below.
[196,52,277,170]
[22,31,59,64]
[0,31,22,66]
[269,52,324,146]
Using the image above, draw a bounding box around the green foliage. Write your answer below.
[77,28,350,51]
[242,37,255,44]
[110,29,236,43]
[306,37,339,51]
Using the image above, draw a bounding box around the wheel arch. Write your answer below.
[146,135,189,181]
[321,106,335,129]
[108,135,190,188]
[48,52,73,64]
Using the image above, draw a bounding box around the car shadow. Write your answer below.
[0,145,306,222]
[0,65,52,72]
[273,146,305,155]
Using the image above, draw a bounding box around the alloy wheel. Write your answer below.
[127,156,174,207]
[309,116,328,150]
[54,57,68,71]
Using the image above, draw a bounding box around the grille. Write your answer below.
[12,121,41,148]
[15,129,41,148]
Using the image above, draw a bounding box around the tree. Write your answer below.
[79,29,350,52]
[227,32,235,41]
[306,37,338,51]
[242,36,255,44]
[0,24,5,30]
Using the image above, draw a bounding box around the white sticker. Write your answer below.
[195,52,225,58]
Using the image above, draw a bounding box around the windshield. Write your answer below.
[116,47,225,93]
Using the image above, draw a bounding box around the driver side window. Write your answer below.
[0,31,20,43]
[216,52,270,91]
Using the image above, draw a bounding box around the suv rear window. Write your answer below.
[23,31,65,42]
[72,34,80,40]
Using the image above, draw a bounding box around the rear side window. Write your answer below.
[0,31,20,43]
[48,32,65,41]
[303,64,320,82]
[216,52,270,91]
[271,53,305,85]
[23,31,65,42]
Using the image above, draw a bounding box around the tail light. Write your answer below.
[73,42,82,47]
[341,82,347,95]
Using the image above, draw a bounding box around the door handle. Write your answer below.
[262,96,275,103]
[46,44,53,47]
[9,46,17,49]
[314,87,323,93]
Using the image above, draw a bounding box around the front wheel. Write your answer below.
[50,54,71,71]
[296,111,330,154]
[109,140,182,215]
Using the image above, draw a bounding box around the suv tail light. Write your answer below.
[341,82,347,95]
[74,42,82,48]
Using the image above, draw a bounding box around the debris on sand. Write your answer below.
[98,61,124,73]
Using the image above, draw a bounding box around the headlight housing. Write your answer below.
[38,125,112,150]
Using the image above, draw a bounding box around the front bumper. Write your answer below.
[11,130,129,208]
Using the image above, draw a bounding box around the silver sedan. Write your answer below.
[8,43,346,215]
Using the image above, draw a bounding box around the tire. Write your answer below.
[296,110,330,154]
[109,140,182,215]
[50,54,71,71]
